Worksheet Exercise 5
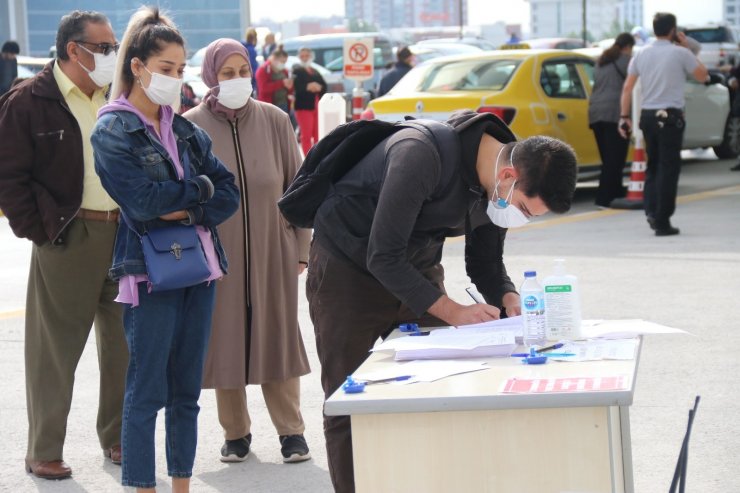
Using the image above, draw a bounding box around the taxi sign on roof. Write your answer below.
[344,38,374,81]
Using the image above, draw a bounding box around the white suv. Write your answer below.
[684,25,740,69]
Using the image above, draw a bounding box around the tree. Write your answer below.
[348,18,378,33]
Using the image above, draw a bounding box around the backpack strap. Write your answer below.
[401,119,461,200]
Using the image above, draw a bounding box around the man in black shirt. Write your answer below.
[376,45,414,97]
[0,40,20,95]
[306,110,578,493]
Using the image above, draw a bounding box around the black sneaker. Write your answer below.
[220,433,252,463]
[279,434,311,463]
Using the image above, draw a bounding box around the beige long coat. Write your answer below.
[184,99,311,387]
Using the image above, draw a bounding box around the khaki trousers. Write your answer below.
[25,218,128,461]
[216,377,305,440]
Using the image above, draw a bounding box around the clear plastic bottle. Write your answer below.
[521,271,546,347]
[543,259,582,340]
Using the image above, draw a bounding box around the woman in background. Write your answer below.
[184,38,312,465]
[91,8,238,491]
[588,32,635,208]
[255,45,294,115]
[293,46,326,155]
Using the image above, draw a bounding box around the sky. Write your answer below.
[251,0,724,30]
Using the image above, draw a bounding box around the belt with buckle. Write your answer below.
[76,208,120,222]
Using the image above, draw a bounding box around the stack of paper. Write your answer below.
[372,328,517,361]
[456,316,524,343]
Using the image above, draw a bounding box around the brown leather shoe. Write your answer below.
[25,459,72,479]
[104,444,122,465]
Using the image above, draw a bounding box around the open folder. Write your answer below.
[372,328,517,361]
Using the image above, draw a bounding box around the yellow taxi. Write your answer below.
[363,49,602,174]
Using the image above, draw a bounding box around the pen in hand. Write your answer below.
[465,287,485,304]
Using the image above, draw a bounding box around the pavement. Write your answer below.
[0,151,739,492]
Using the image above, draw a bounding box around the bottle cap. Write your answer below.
[524,271,537,277]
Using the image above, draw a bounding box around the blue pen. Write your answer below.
[510,352,575,358]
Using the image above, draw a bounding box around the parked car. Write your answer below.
[503,38,588,50]
[364,49,739,178]
[282,32,394,99]
[409,42,482,64]
[683,24,740,69]
[417,37,498,51]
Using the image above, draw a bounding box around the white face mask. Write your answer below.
[140,65,182,107]
[77,44,117,87]
[217,77,252,109]
[486,144,530,229]
[273,61,285,71]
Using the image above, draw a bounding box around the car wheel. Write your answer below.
[713,114,740,159]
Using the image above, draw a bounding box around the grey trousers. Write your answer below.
[24,218,128,461]
[216,377,306,440]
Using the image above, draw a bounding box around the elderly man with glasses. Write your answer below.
[0,10,128,480]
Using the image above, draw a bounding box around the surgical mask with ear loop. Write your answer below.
[77,44,117,87]
[139,63,183,107]
[486,143,530,229]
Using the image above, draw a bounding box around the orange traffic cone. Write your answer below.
[611,138,645,210]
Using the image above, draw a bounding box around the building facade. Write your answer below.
[6,0,250,57]
[526,0,642,40]
[725,0,740,26]
[345,0,467,30]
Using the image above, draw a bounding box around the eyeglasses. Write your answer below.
[75,40,120,56]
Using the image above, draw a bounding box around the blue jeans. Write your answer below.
[120,281,216,488]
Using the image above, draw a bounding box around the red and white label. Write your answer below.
[502,375,630,394]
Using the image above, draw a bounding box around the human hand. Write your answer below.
[429,295,500,326]
[618,117,632,139]
[159,210,189,221]
[298,262,306,275]
[307,82,321,92]
[283,78,294,89]
[502,292,521,317]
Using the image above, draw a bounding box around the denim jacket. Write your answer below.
[92,110,240,281]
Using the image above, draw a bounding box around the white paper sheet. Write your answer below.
[371,330,517,361]
[352,360,490,385]
[548,338,639,362]
[580,319,690,339]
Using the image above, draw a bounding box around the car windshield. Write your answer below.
[394,58,521,93]
[685,28,731,43]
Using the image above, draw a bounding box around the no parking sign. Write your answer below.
[343,38,374,81]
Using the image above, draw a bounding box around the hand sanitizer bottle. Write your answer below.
[543,259,581,340]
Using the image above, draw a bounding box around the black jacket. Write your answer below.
[312,110,518,316]
[293,65,327,110]
[377,61,412,97]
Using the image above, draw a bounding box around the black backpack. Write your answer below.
[278,117,457,228]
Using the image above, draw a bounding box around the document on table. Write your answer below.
[455,315,524,343]
[372,329,517,361]
[353,360,490,384]
[548,338,639,362]
[580,319,690,339]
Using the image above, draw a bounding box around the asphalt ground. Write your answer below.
[0,151,738,492]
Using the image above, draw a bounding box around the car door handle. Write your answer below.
[557,112,567,121]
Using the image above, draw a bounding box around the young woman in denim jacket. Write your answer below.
[91,7,239,492]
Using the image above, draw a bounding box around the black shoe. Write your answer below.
[647,216,657,230]
[220,433,252,463]
[279,434,311,463]
[730,163,740,171]
[655,225,680,236]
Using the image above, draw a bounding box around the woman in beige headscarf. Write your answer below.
[183,38,312,464]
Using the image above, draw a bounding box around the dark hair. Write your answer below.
[397,46,412,63]
[55,10,109,61]
[653,12,677,37]
[272,44,288,59]
[1,40,20,54]
[597,32,635,67]
[115,7,184,97]
[513,136,577,213]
